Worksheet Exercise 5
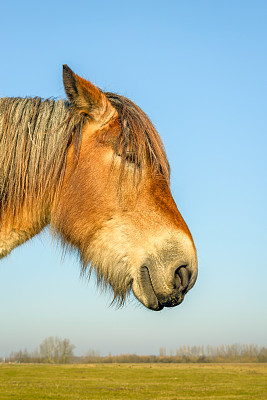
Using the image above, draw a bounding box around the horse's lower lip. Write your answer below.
[140,266,168,311]
[138,265,163,310]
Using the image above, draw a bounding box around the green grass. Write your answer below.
[0,363,266,399]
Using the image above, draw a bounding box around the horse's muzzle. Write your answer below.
[136,260,197,311]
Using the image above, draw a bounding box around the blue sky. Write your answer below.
[0,0,266,356]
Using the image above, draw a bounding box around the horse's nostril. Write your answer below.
[174,265,190,291]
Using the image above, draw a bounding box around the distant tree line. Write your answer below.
[3,340,267,364]
[77,344,267,364]
[5,337,75,364]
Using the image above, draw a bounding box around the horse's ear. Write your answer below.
[63,64,107,119]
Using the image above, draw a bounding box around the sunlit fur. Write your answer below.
[0,65,197,309]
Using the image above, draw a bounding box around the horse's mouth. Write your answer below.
[134,265,185,311]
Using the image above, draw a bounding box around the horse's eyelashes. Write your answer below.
[125,152,136,164]
[116,152,137,164]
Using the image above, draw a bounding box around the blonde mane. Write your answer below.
[0,97,84,225]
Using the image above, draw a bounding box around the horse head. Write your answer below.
[51,65,198,310]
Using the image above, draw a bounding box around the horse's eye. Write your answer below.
[125,152,136,164]
[116,152,137,164]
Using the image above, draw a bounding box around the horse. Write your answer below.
[0,65,197,311]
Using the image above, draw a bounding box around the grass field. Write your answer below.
[0,363,266,399]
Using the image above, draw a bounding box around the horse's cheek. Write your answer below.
[52,148,115,245]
